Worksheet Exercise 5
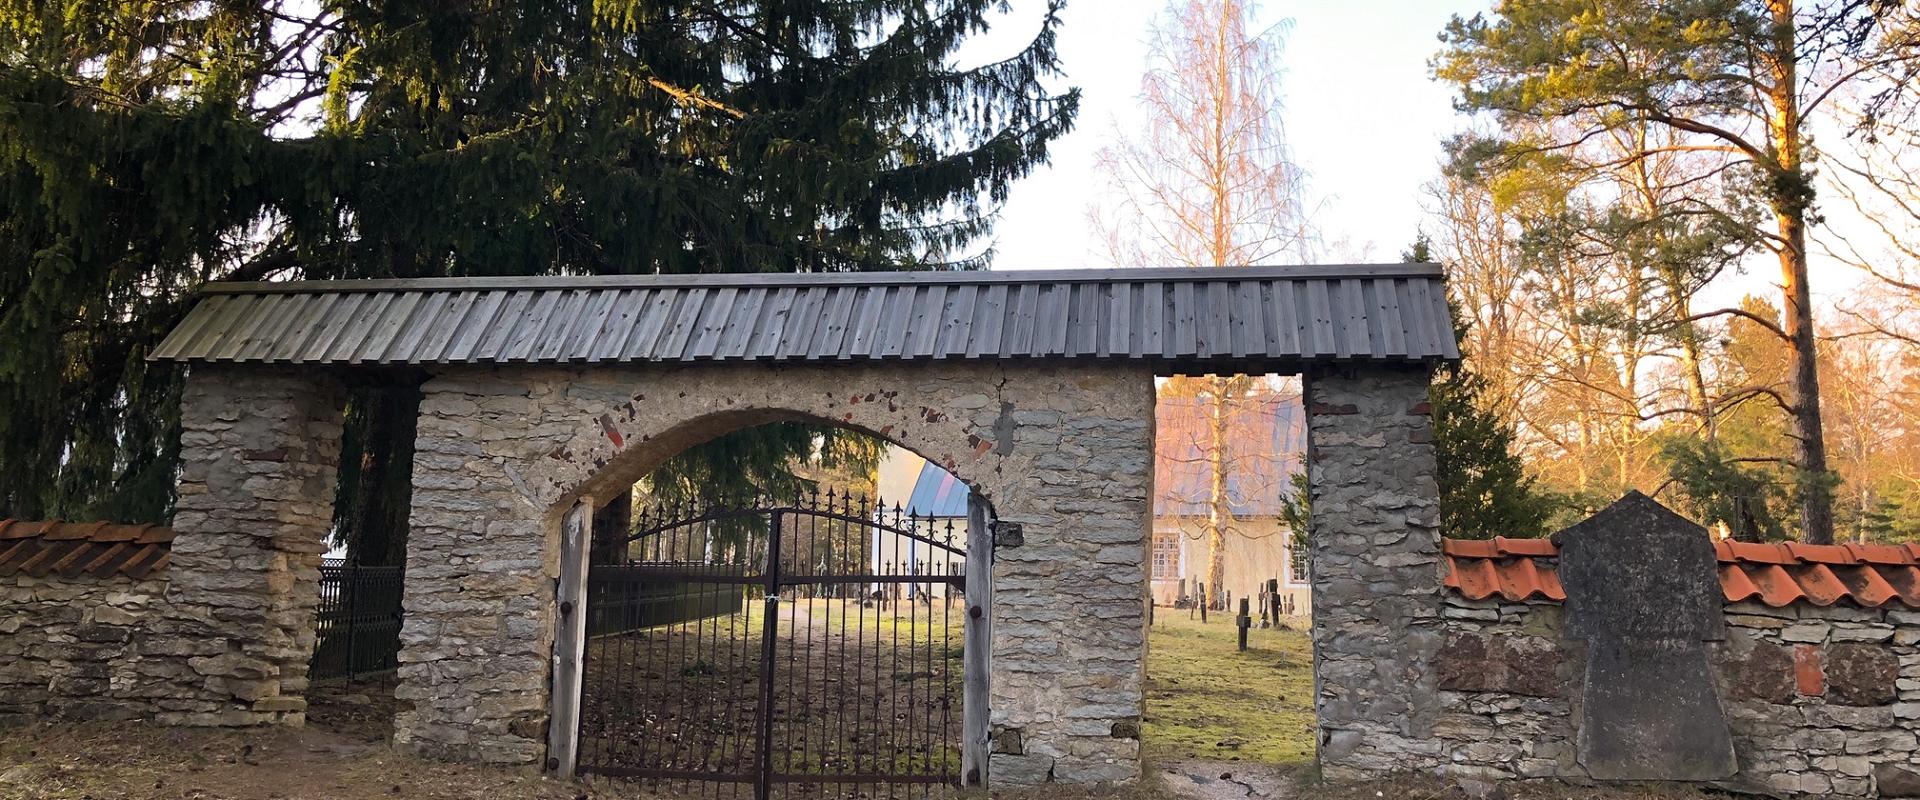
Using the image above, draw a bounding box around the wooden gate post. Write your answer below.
[962,497,993,786]
[548,499,593,778]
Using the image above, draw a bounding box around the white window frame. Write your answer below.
[1151,527,1184,580]
[1285,537,1309,586]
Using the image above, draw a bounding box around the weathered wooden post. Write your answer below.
[1197,584,1207,623]
[1236,598,1251,651]
[1268,578,1282,628]
[961,497,992,787]
[548,498,593,778]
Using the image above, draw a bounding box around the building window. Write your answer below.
[1152,531,1181,580]
[1287,540,1308,585]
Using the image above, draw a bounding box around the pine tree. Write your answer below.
[0,2,1079,528]
[1434,0,1920,543]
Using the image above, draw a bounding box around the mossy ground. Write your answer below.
[1143,608,1318,765]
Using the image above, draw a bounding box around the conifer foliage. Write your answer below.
[0,2,1079,522]
[1417,237,1560,539]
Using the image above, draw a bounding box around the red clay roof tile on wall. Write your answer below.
[1443,537,1920,609]
[0,520,174,580]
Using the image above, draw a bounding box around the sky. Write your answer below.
[970,0,1482,271]
[964,0,1878,309]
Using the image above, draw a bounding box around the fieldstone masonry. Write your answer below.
[0,570,169,724]
[163,366,344,724]
[1437,592,1920,798]
[394,361,1155,782]
[1304,365,1446,780]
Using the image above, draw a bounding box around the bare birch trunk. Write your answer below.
[1206,376,1230,610]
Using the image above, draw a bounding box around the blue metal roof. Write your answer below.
[905,462,969,518]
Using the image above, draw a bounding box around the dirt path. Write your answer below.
[0,719,664,800]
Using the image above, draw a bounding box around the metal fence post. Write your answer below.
[756,512,783,800]
[343,560,359,685]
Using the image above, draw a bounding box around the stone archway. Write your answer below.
[391,360,1157,784]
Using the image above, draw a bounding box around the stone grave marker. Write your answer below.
[1552,490,1737,781]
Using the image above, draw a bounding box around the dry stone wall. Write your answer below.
[396,361,1155,784]
[1437,591,1920,798]
[1304,366,1446,780]
[1,367,344,728]
[0,572,170,724]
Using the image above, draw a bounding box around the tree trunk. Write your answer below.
[1206,376,1230,610]
[1768,0,1836,544]
[334,384,421,566]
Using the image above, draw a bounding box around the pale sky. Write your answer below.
[973,0,1480,271]
[968,0,1879,309]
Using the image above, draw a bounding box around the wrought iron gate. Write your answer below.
[574,492,968,798]
[309,559,405,681]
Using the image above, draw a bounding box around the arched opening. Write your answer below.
[1142,371,1317,785]
[557,416,990,798]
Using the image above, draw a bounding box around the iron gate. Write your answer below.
[575,492,968,798]
[309,559,405,682]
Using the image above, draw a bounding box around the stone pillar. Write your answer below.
[393,376,556,765]
[1304,365,1445,779]
[163,366,344,725]
[985,393,1155,787]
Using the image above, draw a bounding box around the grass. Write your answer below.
[1143,609,1318,765]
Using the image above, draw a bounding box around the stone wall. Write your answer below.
[396,361,1156,784]
[1437,591,1920,798]
[1304,365,1446,779]
[0,571,169,724]
[160,366,345,725]
[0,368,344,729]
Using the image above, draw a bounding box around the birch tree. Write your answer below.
[1090,0,1311,604]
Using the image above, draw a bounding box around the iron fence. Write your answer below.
[310,559,405,682]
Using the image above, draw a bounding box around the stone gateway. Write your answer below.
[114,265,1461,788]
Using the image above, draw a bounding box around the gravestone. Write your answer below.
[1552,491,1737,781]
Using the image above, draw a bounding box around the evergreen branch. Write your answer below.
[1640,109,1768,162]
[645,75,746,119]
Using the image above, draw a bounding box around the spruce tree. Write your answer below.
[0,3,1079,530]
[1414,237,1560,539]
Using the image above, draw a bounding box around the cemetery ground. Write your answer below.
[0,612,1719,800]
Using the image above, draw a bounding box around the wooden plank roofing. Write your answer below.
[149,264,1461,367]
